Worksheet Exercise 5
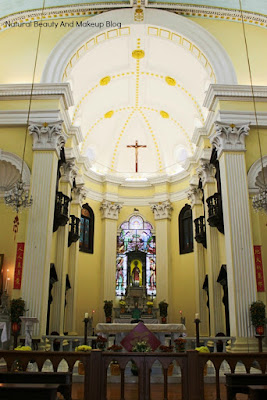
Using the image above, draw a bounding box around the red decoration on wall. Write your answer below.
[13,242,25,289]
[254,245,265,292]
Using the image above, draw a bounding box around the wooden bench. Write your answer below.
[225,373,267,400]
[0,372,72,400]
[0,383,59,400]
[248,385,267,400]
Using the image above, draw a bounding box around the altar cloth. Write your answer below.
[96,323,186,334]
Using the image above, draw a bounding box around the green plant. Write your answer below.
[132,341,152,352]
[159,300,168,317]
[103,300,113,317]
[250,301,266,327]
[10,298,26,323]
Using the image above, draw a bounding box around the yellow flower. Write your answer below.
[196,346,210,353]
[75,345,92,352]
[146,301,153,306]
[14,346,32,351]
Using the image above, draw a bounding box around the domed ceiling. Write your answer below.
[67,23,213,180]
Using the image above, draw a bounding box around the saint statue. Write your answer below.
[132,261,140,287]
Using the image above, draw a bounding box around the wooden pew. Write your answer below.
[0,383,59,400]
[0,371,72,400]
[225,373,267,400]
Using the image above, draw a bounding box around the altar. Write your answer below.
[96,323,186,346]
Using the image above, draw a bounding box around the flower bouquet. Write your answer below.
[107,344,123,352]
[14,346,32,351]
[159,344,174,352]
[174,338,186,352]
[75,345,92,375]
[132,340,152,352]
[96,335,108,350]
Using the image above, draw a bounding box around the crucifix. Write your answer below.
[127,140,147,173]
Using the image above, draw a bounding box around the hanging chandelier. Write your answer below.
[239,0,267,214]
[4,0,46,215]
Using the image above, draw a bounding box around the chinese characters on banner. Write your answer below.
[14,242,24,289]
[254,245,265,292]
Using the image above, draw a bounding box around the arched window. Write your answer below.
[79,204,94,253]
[179,204,193,254]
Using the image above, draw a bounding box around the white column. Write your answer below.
[50,159,76,334]
[198,160,225,336]
[100,200,122,319]
[150,201,173,306]
[65,184,85,333]
[210,122,257,349]
[21,121,66,338]
[188,182,209,336]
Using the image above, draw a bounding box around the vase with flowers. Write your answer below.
[104,300,113,323]
[131,340,152,375]
[75,345,92,375]
[159,344,174,375]
[250,301,266,335]
[159,300,168,323]
[10,298,26,348]
[119,300,126,314]
[96,335,108,350]
[146,301,153,314]
[174,337,186,352]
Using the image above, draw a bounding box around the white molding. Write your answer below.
[0,83,74,109]
[214,110,267,127]
[41,8,237,85]
[248,156,267,193]
[0,110,62,125]
[204,84,267,111]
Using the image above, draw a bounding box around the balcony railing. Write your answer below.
[53,191,70,232]
[194,216,207,248]
[206,193,224,234]
[68,215,80,247]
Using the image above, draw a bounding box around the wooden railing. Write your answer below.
[1,350,267,400]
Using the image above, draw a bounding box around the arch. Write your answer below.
[79,203,95,254]
[41,8,237,85]
[179,203,193,254]
[247,155,267,193]
[0,149,31,195]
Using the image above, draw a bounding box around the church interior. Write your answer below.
[0,0,267,359]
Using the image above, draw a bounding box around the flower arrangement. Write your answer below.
[146,301,153,307]
[14,345,32,351]
[107,344,123,352]
[250,301,266,328]
[159,344,174,352]
[119,300,126,306]
[159,300,168,317]
[75,345,92,352]
[96,335,108,350]
[195,346,210,353]
[174,338,186,352]
[132,341,152,352]
[103,300,113,318]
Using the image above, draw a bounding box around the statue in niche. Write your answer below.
[132,260,140,287]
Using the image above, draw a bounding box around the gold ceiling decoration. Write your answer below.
[100,76,111,86]
[160,111,169,119]
[165,76,176,86]
[104,110,114,118]
[132,49,145,59]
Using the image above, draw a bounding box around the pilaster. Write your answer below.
[211,122,257,346]
[150,201,173,308]
[21,121,66,338]
[100,200,122,318]
[198,160,225,336]
[65,184,86,333]
[188,182,209,336]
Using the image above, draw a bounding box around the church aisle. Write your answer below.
[70,383,249,399]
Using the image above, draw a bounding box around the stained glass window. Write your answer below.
[116,214,156,296]
[179,204,193,254]
[80,204,94,254]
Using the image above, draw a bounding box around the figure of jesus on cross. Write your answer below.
[127,140,147,173]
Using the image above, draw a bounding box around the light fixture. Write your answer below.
[4,0,46,221]
[239,0,267,214]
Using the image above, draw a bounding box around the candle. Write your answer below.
[85,312,89,319]
[195,313,199,320]
[179,310,182,315]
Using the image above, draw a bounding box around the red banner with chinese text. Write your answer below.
[14,242,24,289]
[254,245,265,292]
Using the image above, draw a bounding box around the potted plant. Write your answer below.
[96,335,108,350]
[107,344,123,375]
[250,301,266,335]
[104,300,113,322]
[131,340,152,375]
[75,345,92,375]
[159,300,168,323]
[119,300,126,313]
[174,338,186,352]
[10,298,26,348]
[159,345,174,375]
[146,301,153,314]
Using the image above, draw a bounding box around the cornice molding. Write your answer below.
[204,84,267,111]
[0,83,74,109]
[0,110,62,125]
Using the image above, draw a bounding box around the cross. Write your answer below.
[127,140,147,173]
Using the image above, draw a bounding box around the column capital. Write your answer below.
[197,160,216,186]
[60,159,77,186]
[150,200,173,220]
[210,122,250,157]
[29,120,67,156]
[72,184,86,207]
[100,200,122,220]
[187,186,203,207]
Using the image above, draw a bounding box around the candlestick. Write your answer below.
[194,314,201,347]
[83,315,89,345]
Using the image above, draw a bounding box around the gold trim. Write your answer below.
[132,49,145,59]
